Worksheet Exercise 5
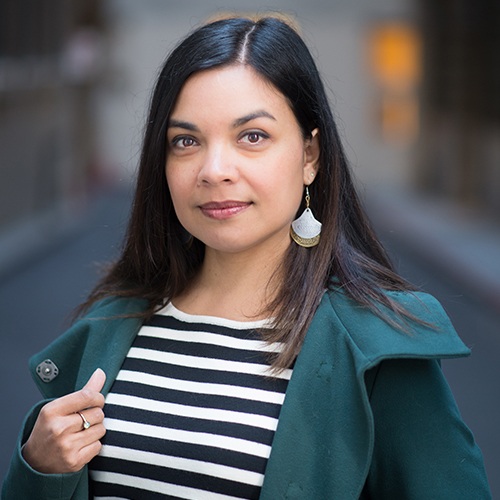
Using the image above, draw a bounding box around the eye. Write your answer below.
[171,136,198,149]
[247,132,261,143]
[239,131,269,145]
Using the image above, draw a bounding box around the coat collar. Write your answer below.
[29,297,147,399]
[260,290,469,498]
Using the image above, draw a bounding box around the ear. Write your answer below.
[303,128,320,185]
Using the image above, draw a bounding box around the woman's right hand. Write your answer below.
[22,368,107,474]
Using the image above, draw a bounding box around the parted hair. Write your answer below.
[81,16,416,370]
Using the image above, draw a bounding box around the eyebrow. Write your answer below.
[231,110,276,128]
[167,110,276,131]
[168,119,200,132]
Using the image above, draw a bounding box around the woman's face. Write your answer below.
[166,64,319,258]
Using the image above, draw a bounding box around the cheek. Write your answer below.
[166,158,199,188]
[166,163,188,196]
[264,173,304,220]
[276,150,307,191]
[165,167,186,216]
[165,161,176,188]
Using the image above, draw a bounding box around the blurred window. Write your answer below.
[368,21,422,143]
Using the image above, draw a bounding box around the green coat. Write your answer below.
[2,290,491,499]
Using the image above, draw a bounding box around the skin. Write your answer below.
[22,369,106,474]
[166,64,320,320]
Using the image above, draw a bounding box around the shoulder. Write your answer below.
[38,295,147,346]
[29,296,148,398]
[314,288,470,364]
[84,295,149,319]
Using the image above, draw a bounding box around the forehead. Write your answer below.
[170,65,294,121]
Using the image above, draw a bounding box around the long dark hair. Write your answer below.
[82,16,416,369]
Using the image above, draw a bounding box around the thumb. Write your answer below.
[82,368,106,393]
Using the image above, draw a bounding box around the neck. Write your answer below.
[174,242,289,321]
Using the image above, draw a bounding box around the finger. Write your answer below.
[74,407,105,432]
[78,368,106,410]
[23,415,106,474]
[70,423,107,468]
[48,388,103,417]
[75,439,104,470]
[54,426,106,474]
[75,422,107,446]
[46,369,107,416]
[82,368,106,393]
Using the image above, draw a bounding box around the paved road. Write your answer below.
[1,190,498,496]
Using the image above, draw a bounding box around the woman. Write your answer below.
[2,15,491,499]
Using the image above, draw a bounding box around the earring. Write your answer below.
[290,186,322,247]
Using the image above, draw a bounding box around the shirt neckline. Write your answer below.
[156,302,273,330]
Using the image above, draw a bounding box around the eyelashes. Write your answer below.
[169,130,270,151]
[171,136,198,149]
[239,131,270,145]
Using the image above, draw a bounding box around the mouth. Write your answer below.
[199,200,252,220]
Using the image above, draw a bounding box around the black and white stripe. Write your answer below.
[89,303,292,499]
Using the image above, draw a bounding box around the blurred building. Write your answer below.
[364,0,500,311]
[0,0,106,236]
[1,0,498,258]
[417,0,500,219]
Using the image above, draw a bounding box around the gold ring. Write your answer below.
[77,411,91,430]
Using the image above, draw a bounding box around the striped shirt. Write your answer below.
[88,303,292,499]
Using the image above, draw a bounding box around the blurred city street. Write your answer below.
[1,0,499,496]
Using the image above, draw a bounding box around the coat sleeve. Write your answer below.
[1,401,88,500]
[362,358,492,499]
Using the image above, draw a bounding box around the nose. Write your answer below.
[197,144,239,185]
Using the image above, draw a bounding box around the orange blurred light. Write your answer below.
[367,22,422,143]
[369,22,422,90]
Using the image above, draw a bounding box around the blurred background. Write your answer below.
[1,0,499,495]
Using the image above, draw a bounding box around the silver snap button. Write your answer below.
[36,359,59,383]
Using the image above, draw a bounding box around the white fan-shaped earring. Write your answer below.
[290,186,322,248]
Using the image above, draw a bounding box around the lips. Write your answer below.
[199,200,252,220]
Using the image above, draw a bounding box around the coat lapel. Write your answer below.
[260,296,373,498]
